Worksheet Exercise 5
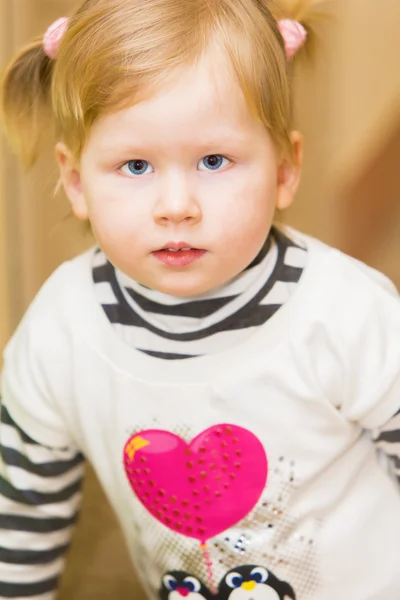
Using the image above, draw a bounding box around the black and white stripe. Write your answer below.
[0,401,85,598]
[93,227,308,359]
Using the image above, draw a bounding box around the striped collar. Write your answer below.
[115,233,277,335]
[92,227,308,359]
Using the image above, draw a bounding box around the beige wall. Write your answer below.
[0,179,10,352]
[0,0,12,355]
[328,0,400,284]
[0,132,10,354]
[0,1,399,598]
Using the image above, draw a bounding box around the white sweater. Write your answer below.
[1,229,400,600]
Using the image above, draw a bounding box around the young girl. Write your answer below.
[0,1,399,599]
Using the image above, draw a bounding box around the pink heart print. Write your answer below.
[123,424,268,543]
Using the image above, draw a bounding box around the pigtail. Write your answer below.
[0,37,54,168]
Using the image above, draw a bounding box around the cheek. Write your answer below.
[89,203,129,243]
[83,182,145,240]
[209,172,276,233]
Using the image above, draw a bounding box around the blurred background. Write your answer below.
[0,0,399,597]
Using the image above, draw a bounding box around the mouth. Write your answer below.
[162,247,193,252]
[156,242,201,252]
[151,242,206,267]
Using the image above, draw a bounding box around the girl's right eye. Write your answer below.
[120,160,154,176]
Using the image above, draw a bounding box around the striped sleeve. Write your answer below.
[0,399,85,599]
[372,409,400,486]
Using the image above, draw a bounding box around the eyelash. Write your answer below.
[120,155,231,177]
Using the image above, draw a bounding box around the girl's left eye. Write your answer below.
[198,154,229,171]
[121,160,154,176]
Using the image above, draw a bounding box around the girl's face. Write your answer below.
[57,53,302,297]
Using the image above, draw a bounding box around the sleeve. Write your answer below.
[299,250,400,431]
[1,263,77,449]
[0,397,85,599]
[0,262,86,597]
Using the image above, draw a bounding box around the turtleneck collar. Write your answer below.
[114,232,277,335]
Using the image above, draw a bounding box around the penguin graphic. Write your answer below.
[159,571,213,600]
[218,565,296,600]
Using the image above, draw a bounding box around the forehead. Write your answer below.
[88,53,265,153]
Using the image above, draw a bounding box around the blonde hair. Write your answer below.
[1,0,323,168]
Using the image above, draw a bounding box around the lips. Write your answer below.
[158,241,198,252]
[152,243,206,267]
[163,247,192,252]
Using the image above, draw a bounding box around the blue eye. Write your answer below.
[226,572,243,588]
[121,159,153,176]
[198,154,229,171]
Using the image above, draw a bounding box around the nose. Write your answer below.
[176,588,190,597]
[152,172,202,226]
[242,580,256,591]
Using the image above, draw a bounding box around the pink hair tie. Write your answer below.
[43,17,70,60]
[277,19,307,59]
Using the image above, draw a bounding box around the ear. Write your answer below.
[55,142,89,220]
[276,131,303,210]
